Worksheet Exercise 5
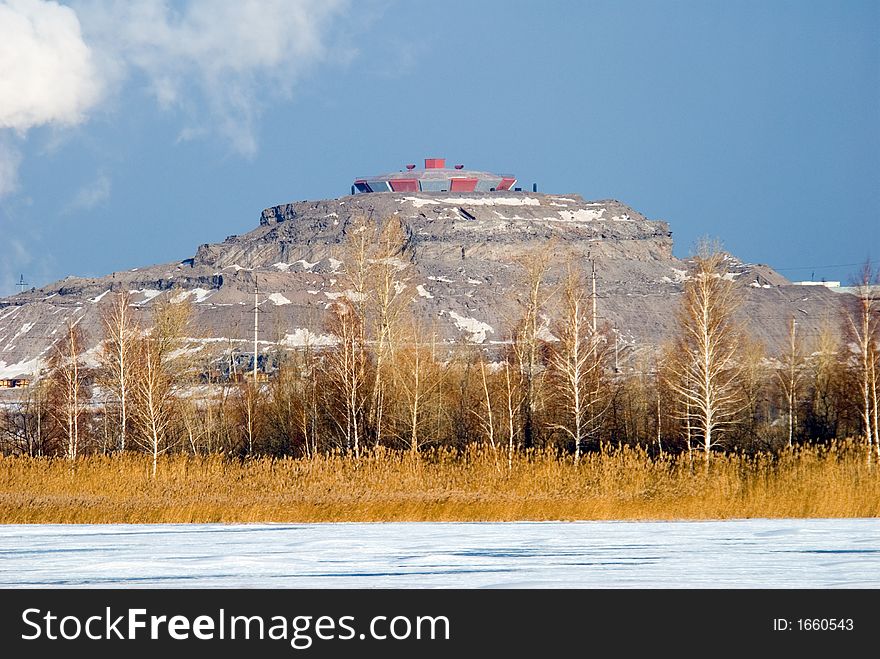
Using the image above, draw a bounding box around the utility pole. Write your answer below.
[253,276,259,385]
[655,357,663,456]
[613,329,619,373]
[590,257,597,334]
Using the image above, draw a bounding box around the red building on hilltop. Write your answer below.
[353,158,517,194]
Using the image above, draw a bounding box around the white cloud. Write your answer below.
[75,0,352,156]
[0,0,355,198]
[0,137,22,197]
[65,171,110,212]
[0,0,103,132]
[0,0,103,198]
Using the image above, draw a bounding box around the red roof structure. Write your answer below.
[354,158,517,194]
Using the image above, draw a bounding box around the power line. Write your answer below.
[773,262,866,272]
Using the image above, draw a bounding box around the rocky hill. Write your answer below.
[0,191,847,380]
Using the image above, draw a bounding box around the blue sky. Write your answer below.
[1,0,878,295]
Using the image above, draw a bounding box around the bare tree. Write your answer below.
[393,320,442,455]
[874,346,880,460]
[325,298,370,458]
[265,358,305,457]
[843,261,879,462]
[736,336,768,449]
[133,335,173,476]
[179,397,209,454]
[804,322,845,442]
[501,356,522,471]
[474,352,523,471]
[511,246,553,450]
[667,243,744,463]
[131,297,191,476]
[475,355,497,451]
[98,291,139,452]
[298,341,321,458]
[777,317,806,448]
[331,215,413,448]
[233,379,263,455]
[653,356,665,457]
[0,375,57,456]
[48,320,90,460]
[547,267,609,462]
[366,219,413,446]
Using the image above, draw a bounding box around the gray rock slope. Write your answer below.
[0,192,846,378]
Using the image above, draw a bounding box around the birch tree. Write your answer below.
[474,353,523,471]
[48,320,90,460]
[131,297,191,476]
[0,376,57,456]
[334,215,412,448]
[393,321,441,455]
[511,247,553,450]
[805,323,844,442]
[667,243,744,463]
[298,341,320,457]
[325,298,370,458]
[777,317,806,448]
[547,267,609,462]
[501,359,522,470]
[233,380,263,455]
[133,335,173,476]
[476,355,497,451]
[366,219,412,446]
[98,291,139,452]
[843,261,879,462]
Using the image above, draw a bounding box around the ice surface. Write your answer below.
[0,520,877,589]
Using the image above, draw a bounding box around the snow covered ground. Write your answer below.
[1,519,878,588]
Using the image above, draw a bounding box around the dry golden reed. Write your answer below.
[0,443,877,523]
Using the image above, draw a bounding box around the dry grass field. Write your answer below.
[1,442,877,523]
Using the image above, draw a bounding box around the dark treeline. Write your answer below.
[2,221,878,472]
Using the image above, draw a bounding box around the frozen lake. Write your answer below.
[1,519,878,588]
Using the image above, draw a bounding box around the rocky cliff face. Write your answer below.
[0,191,846,380]
[194,193,674,268]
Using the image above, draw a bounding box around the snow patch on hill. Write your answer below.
[444,310,493,343]
[0,357,41,379]
[171,288,214,304]
[404,196,541,208]
[268,293,291,306]
[282,329,337,347]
